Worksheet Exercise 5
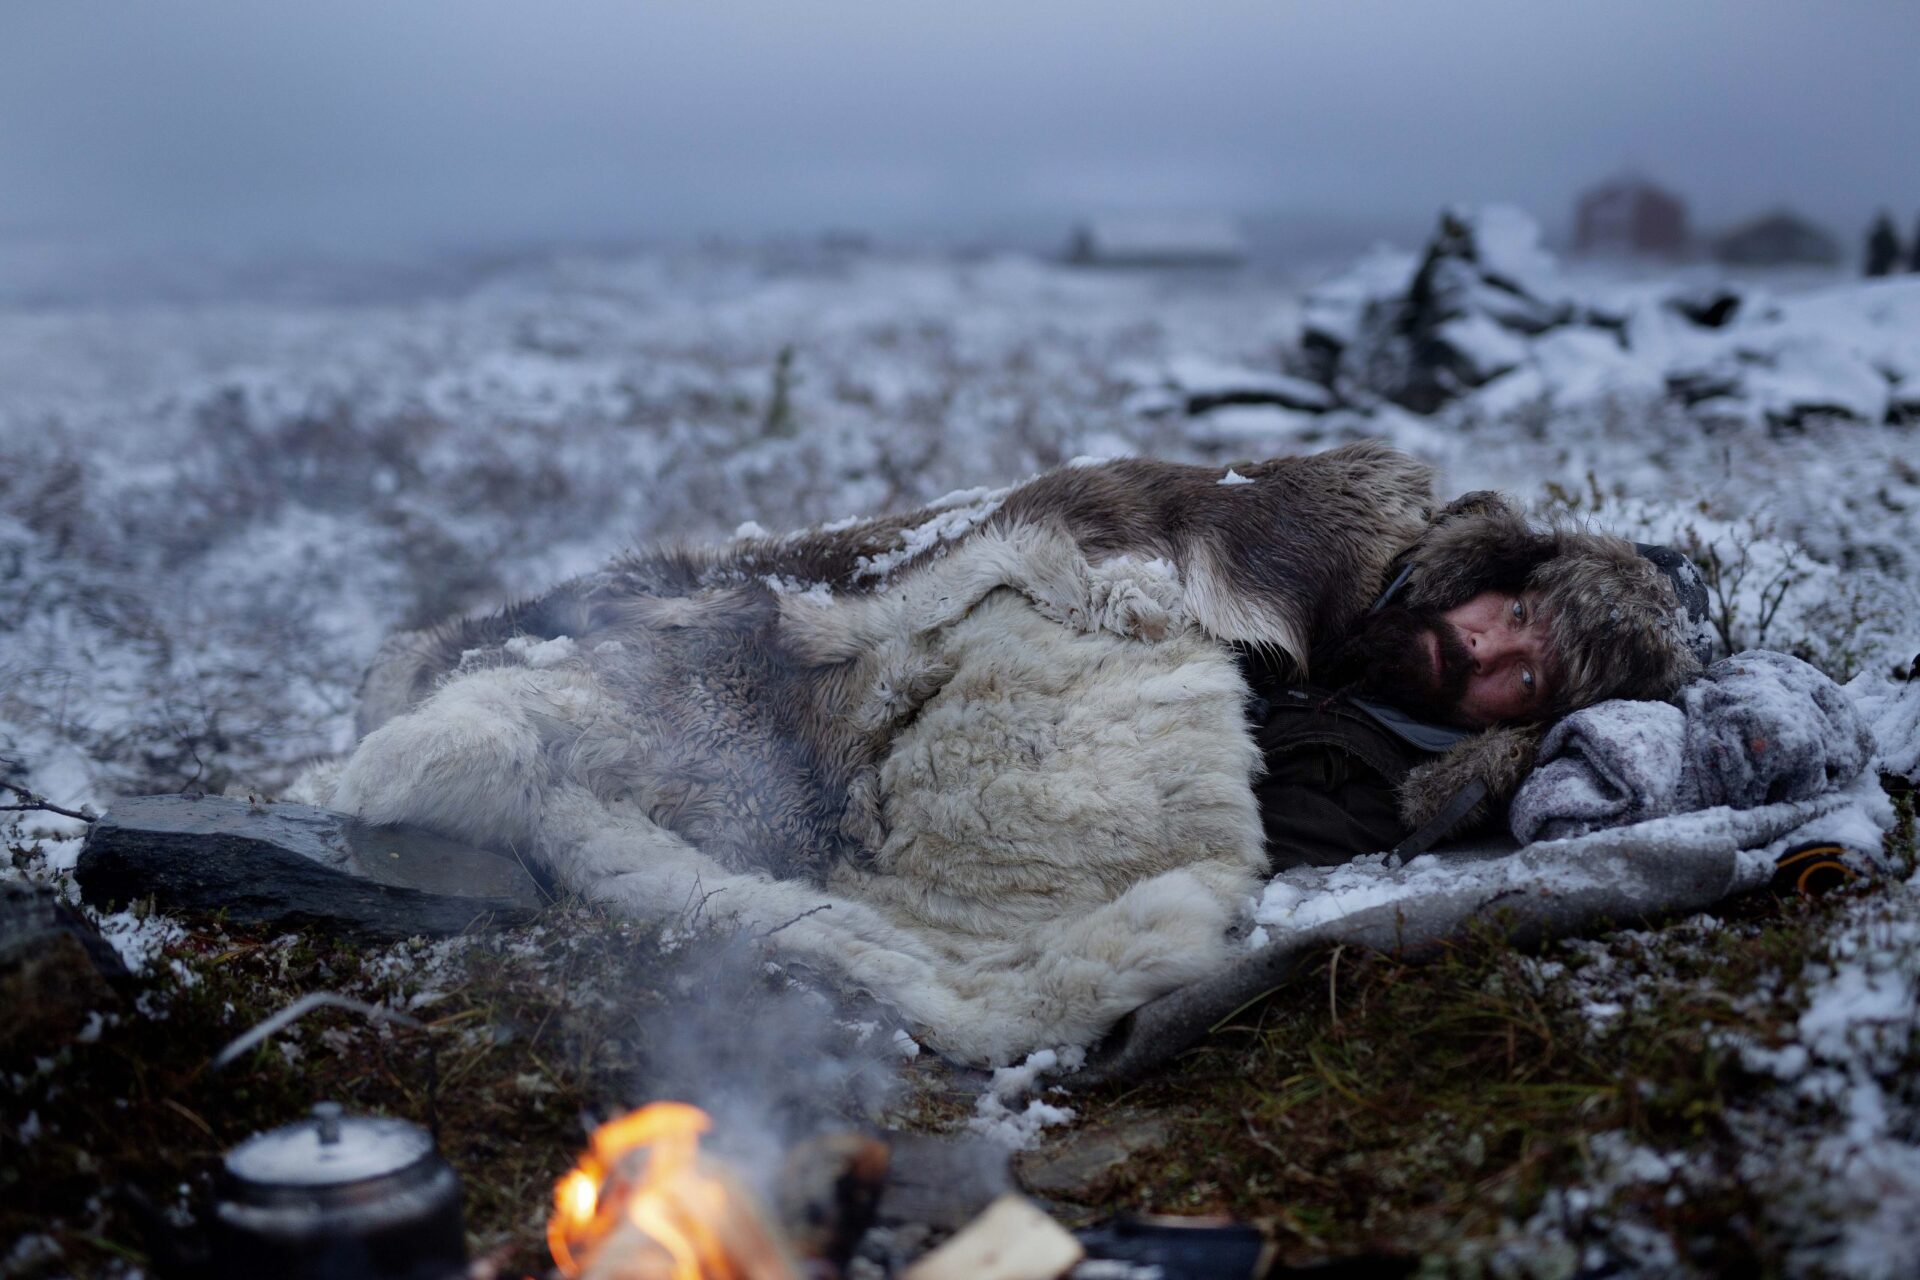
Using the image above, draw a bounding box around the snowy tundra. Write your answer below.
[3,208,1919,1273]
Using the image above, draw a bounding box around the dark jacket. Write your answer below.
[1237,654,1472,872]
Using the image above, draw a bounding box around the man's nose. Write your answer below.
[1468,628,1519,670]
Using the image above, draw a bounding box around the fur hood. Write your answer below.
[1393,493,1705,837]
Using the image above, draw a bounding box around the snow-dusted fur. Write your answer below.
[306,445,1445,1062]
[329,442,1436,894]
[315,578,1266,1064]
[349,441,1437,741]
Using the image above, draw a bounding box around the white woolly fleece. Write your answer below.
[313,586,1267,1066]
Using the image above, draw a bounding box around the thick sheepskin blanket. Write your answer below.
[799,591,1268,1061]
[829,592,1265,943]
[311,444,1462,1065]
[712,591,1265,1064]
[308,587,1267,1066]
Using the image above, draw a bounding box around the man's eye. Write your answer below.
[1521,668,1535,692]
[1510,599,1526,624]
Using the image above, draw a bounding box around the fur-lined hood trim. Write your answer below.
[1389,494,1705,839]
[1398,493,1702,715]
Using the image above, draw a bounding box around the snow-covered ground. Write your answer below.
[3,214,1918,1272]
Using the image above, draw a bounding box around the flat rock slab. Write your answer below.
[76,795,546,941]
[1016,1114,1173,1202]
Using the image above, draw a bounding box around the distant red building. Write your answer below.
[1572,175,1690,256]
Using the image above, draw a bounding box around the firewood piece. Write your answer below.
[900,1194,1083,1280]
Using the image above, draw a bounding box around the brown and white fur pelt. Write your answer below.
[353,441,1435,736]
[295,442,1439,1063]
[335,440,1435,883]
[312,583,1272,1063]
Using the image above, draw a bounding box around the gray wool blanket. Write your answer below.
[1082,776,1888,1084]
[1081,650,1895,1086]
[1510,650,1878,844]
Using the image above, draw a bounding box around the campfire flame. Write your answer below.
[549,1102,795,1280]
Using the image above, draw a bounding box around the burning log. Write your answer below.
[550,1102,799,1280]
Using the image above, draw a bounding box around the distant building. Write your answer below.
[1712,210,1843,267]
[1572,175,1690,255]
[1065,215,1248,268]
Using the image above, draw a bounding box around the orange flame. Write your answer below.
[548,1102,792,1280]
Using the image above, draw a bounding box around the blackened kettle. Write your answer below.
[212,1100,467,1280]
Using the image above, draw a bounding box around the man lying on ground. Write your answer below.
[1248,518,1710,866]
[300,441,1709,1062]
[333,440,1705,871]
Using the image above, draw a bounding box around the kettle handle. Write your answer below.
[211,991,442,1141]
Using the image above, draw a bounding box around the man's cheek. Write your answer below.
[1457,683,1495,726]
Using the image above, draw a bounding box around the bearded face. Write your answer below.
[1317,590,1559,727]
[1317,604,1475,724]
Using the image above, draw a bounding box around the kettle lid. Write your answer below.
[224,1102,434,1189]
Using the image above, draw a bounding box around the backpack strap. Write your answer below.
[1389,778,1489,860]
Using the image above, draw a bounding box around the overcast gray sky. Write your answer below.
[3,0,1917,256]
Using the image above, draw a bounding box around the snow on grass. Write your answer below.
[1498,860,1920,1278]
[1854,675,1920,781]
[1763,891,1920,1279]
[91,908,190,975]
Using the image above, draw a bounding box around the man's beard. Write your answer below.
[1315,605,1474,725]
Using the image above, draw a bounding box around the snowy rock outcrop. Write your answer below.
[1148,204,1920,432]
[1312,205,1587,412]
